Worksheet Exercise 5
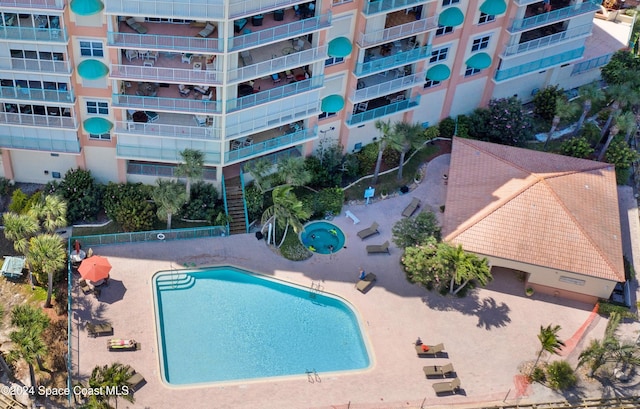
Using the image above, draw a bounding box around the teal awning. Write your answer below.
[426,64,451,81]
[466,52,492,69]
[438,7,464,27]
[83,117,113,134]
[77,59,109,80]
[328,37,353,58]
[70,0,104,16]
[480,0,507,15]
[321,95,345,113]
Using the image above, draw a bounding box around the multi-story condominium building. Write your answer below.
[0,0,630,188]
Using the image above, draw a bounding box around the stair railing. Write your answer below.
[221,174,230,236]
[239,166,250,233]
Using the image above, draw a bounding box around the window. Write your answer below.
[424,79,441,88]
[79,41,104,57]
[89,132,111,141]
[442,0,460,5]
[325,56,344,67]
[471,36,490,52]
[435,25,454,36]
[430,47,449,63]
[319,111,337,120]
[478,12,495,24]
[86,101,109,115]
[464,66,482,77]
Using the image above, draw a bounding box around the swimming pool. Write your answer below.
[300,221,346,254]
[154,266,370,385]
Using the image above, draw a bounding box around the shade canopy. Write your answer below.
[70,0,104,16]
[426,64,451,81]
[77,59,109,80]
[83,117,113,134]
[328,37,353,58]
[466,52,492,69]
[78,255,112,282]
[439,7,464,27]
[321,95,345,113]
[480,0,507,15]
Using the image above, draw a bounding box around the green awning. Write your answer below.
[70,0,104,16]
[480,0,507,15]
[328,37,353,58]
[426,64,451,81]
[438,7,464,27]
[77,59,109,80]
[321,95,345,113]
[466,52,492,69]
[83,117,113,134]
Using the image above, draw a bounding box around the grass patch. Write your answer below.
[279,231,312,261]
[344,143,439,201]
[28,286,48,303]
[597,300,635,320]
[72,219,211,237]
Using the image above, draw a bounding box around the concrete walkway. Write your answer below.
[71,154,634,409]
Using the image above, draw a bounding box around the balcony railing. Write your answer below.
[502,24,593,57]
[0,26,67,43]
[227,75,323,112]
[107,32,222,53]
[110,64,222,85]
[228,45,327,84]
[0,112,77,129]
[230,13,331,51]
[351,72,425,103]
[114,121,222,140]
[347,95,420,125]
[363,0,425,15]
[116,143,221,164]
[0,57,71,74]
[513,0,543,6]
[229,0,302,18]
[358,16,438,47]
[0,134,80,153]
[495,47,584,81]
[509,1,600,32]
[105,0,225,20]
[1,86,73,103]
[0,0,64,9]
[355,46,431,77]
[226,98,320,137]
[225,127,316,163]
[112,94,221,114]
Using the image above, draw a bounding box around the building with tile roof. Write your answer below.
[442,137,625,303]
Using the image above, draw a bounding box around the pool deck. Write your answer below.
[72,153,639,409]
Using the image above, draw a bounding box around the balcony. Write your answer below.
[0,0,65,10]
[109,20,221,53]
[0,134,80,153]
[230,12,331,52]
[359,15,438,48]
[0,26,67,43]
[225,126,316,164]
[227,75,323,112]
[351,70,424,103]
[0,112,76,129]
[229,0,303,19]
[0,57,71,74]
[116,142,222,164]
[347,95,420,125]
[1,86,73,103]
[113,82,221,114]
[513,0,544,6]
[355,44,430,77]
[228,44,327,84]
[509,1,600,32]
[114,114,221,141]
[494,47,584,81]
[502,24,592,57]
[363,0,426,16]
[105,0,225,20]
[110,61,222,85]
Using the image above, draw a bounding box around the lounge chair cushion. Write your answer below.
[126,18,148,34]
[198,23,215,37]
[87,323,113,338]
[366,241,390,254]
[433,377,461,394]
[127,372,146,391]
[415,342,445,356]
[357,222,379,240]
[402,197,421,217]
[356,273,377,293]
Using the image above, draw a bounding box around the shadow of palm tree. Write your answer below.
[474,297,511,329]
[422,289,512,330]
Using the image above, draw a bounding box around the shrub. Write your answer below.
[279,231,312,261]
[545,361,577,391]
[559,136,594,159]
[244,185,264,223]
[533,85,563,123]
[8,189,28,214]
[580,122,602,146]
[382,144,401,168]
[181,181,219,221]
[304,156,340,189]
[601,50,640,85]
[529,366,546,383]
[46,168,103,222]
[455,114,470,138]
[315,188,344,217]
[392,211,441,248]
[597,300,635,319]
[438,117,457,138]
[0,177,12,197]
[103,182,155,232]
[356,142,379,176]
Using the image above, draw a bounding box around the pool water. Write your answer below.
[300,221,346,254]
[154,267,370,385]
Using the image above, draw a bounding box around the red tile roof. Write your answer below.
[442,137,625,282]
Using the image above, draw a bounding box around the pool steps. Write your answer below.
[156,273,196,291]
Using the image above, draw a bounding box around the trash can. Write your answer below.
[252,14,264,26]
[274,9,284,21]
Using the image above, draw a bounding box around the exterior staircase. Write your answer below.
[224,177,247,235]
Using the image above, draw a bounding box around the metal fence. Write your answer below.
[71,225,228,247]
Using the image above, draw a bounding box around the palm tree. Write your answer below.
[372,120,391,185]
[27,233,66,308]
[28,195,67,233]
[573,82,604,137]
[152,180,187,230]
[8,326,47,393]
[88,363,135,408]
[440,244,492,295]
[597,123,620,162]
[3,212,38,254]
[175,149,204,199]
[261,185,311,248]
[387,122,425,181]
[10,304,50,332]
[245,158,274,192]
[577,338,611,377]
[276,157,311,186]
[614,111,638,144]
[600,83,639,139]
[533,324,566,369]
[543,97,579,150]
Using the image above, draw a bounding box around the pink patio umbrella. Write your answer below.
[78,255,112,283]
